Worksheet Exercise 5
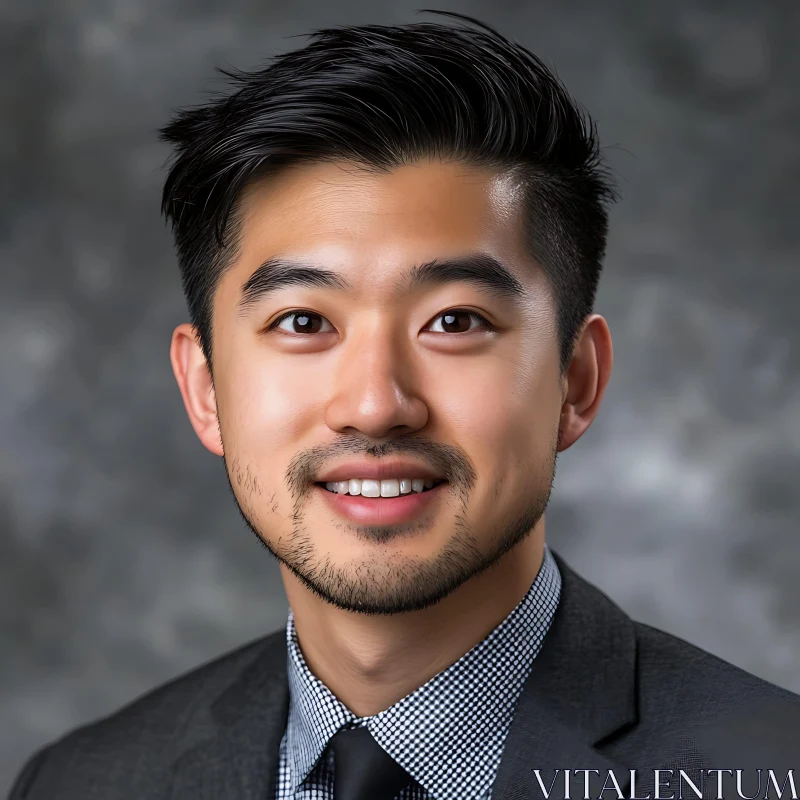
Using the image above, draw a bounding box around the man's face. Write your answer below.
[207,159,564,614]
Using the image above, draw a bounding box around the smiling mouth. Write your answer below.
[315,479,447,495]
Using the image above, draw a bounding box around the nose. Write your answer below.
[323,327,429,440]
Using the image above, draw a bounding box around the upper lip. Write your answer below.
[316,459,447,484]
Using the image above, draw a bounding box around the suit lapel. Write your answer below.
[168,630,289,800]
[491,552,637,800]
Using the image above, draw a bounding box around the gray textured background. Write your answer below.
[2,0,799,791]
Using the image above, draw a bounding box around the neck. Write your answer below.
[281,527,546,717]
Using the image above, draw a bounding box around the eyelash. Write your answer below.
[267,308,495,336]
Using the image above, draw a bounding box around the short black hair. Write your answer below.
[159,10,616,375]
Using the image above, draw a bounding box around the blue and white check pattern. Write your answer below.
[275,545,561,800]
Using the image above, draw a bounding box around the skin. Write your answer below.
[170,158,613,717]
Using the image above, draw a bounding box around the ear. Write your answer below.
[169,323,224,457]
[557,314,613,453]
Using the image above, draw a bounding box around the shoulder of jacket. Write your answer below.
[8,628,286,799]
[632,619,800,745]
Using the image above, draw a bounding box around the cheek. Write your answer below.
[217,355,312,458]
[431,344,558,432]
[430,350,559,485]
[215,359,311,527]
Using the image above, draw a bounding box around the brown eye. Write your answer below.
[270,311,333,335]
[427,309,492,334]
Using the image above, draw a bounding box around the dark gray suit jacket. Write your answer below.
[9,552,800,799]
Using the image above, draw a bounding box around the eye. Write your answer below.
[425,308,494,335]
[267,308,494,336]
[270,310,334,335]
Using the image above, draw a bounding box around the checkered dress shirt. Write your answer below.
[275,545,561,800]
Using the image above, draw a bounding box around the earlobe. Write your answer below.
[169,323,224,457]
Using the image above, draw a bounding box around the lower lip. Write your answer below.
[315,482,447,525]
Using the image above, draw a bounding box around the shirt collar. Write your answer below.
[284,545,561,798]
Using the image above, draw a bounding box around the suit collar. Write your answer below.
[490,551,637,799]
[169,550,637,799]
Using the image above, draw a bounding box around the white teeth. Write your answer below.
[322,478,440,496]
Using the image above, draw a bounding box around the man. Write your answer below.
[10,10,800,800]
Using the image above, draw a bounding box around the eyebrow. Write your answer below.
[237,253,526,313]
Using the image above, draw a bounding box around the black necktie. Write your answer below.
[327,725,419,800]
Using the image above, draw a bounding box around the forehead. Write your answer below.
[234,159,529,270]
